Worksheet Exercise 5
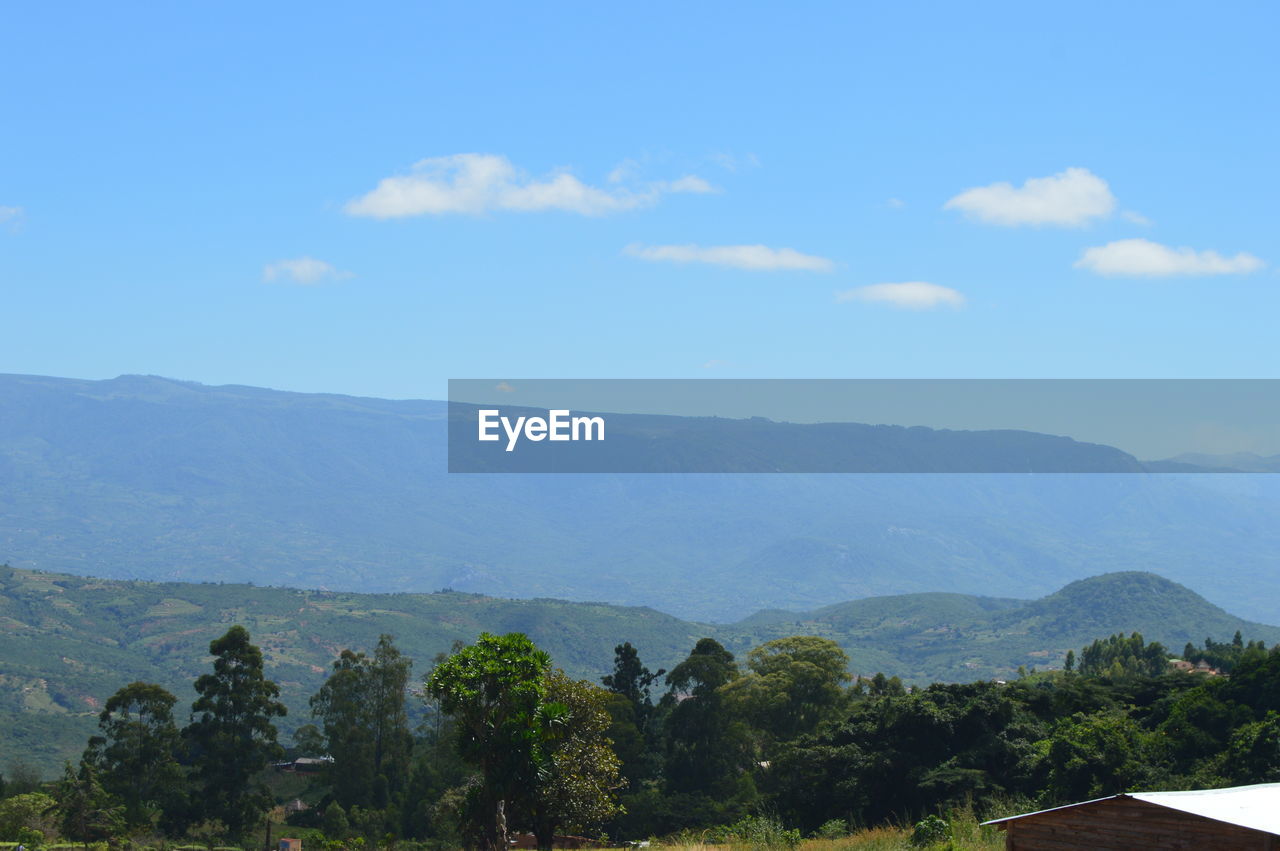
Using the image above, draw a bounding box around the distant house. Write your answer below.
[984,783,1280,849]
[1168,658,1223,676]
[509,834,596,849]
[283,799,309,815]
[279,839,302,851]
[1196,659,1224,676]
[273,756,334,773]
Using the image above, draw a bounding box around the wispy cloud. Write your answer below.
[836,282,966,310]
[345,153,712,219]
[1121,210,1153,226]
[1075,239,1265,277]
[709,151,761,172]
[262,257,350,285]
[661,175,716,194]
[624,243,834,272]
[0,205,25,230]
[944,167,1116,227]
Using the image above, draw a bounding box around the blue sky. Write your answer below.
[3,2,1277,399]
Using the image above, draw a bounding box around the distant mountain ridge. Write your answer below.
[2,566,1275,771]
[2,372,1279,622]
[1147,452,1280,473]
[446,400,1146,473]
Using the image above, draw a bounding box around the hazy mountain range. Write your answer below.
[1,372,1278,622]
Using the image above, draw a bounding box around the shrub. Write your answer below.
[16,828,46,850]
[910,814,951,847]
[712,816,801,849]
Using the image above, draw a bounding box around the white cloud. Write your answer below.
[624,243,834,272]
[262,257,349,285]
[887,198,906,209]
[606,159,640,184]
[661,175,716,194]
[709,151,761,172]
[0,205,24,229]
[944,167,1116,227]
[836,282,966,310]
[345,153,712,219]
[1075,239,1265,277]
[1121,210,1153,226]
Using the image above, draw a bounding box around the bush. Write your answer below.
[712,816,801,849]
[0,793,57,841]
[811,818,849,840]
[16,828,46,850]
[910,814,951,847]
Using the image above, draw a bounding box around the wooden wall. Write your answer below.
[1002,797,1279,850]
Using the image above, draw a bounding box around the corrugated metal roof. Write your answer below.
[983,783,1280,836]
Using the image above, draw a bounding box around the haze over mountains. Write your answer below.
[1,373,1279,621]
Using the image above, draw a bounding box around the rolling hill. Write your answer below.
[3,566,1275,772]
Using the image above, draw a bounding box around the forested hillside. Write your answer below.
[3,565,1276,769]
[11,612,1280,849]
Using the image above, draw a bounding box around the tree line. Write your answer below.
[9,627,1280,848]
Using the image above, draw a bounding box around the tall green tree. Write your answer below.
[602,642,665,728]
[311,649,376,808]
[402,645,470,843]
[368,634,413,806]
[183,625,287,841]
[724,636,850,742]
[84,681,183,830]
[52,761,124,846]
[600,642,666,794]
[311,634,413,810]
[662,638,756,824]
[524,672,623,850]
[425,632,553,851]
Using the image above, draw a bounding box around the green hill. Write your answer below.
[0,565,708,772]
[4,566,1276,772]
[730,571,1280,682]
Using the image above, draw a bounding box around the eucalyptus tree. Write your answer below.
[85,681,183,829]
[183,625,287,841]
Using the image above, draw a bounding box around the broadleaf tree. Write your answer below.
[426,632,553,850]
[524,671,622,850]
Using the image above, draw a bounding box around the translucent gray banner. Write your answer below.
[447,379,1280,473]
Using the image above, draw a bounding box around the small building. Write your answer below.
[279,839,302,851]
[983,783,1280,849]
